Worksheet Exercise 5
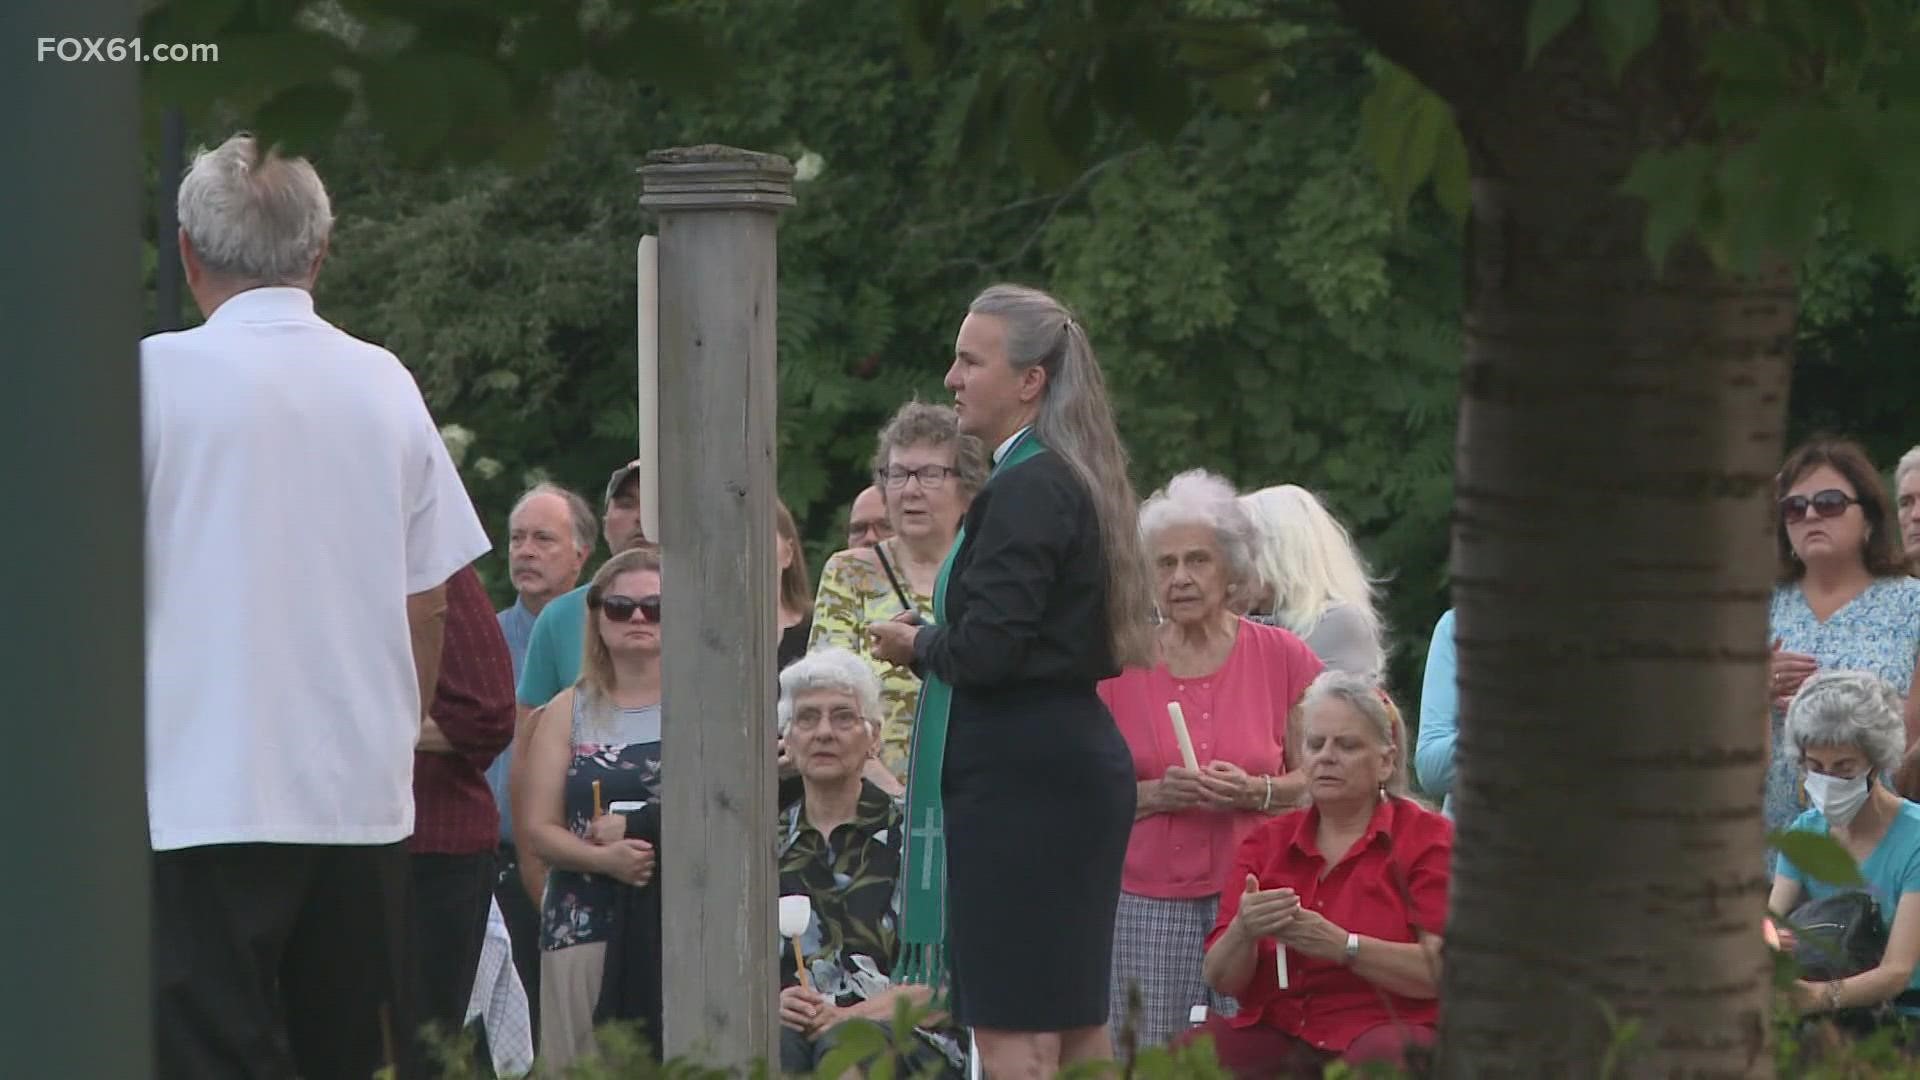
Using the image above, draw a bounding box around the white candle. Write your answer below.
[1167,701,1200,771]
[636,236,661,544]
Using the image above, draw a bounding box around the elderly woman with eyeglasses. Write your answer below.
[1770,671,1920,1026]
[810,402,988,792]
[1097,470,1324,1047]
[1184,671,1451,1078]
[773,648,965,1077]
[1766,438,1920,848]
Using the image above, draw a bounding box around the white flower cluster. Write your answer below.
[438,423,474,465]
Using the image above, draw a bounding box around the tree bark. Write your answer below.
[1341,3,1791,1074]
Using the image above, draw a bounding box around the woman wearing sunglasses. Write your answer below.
[1766,438,1920,858]
[522,545,666,1067]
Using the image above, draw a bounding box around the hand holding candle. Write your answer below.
[1240,874,1292,989]
[779,895,814,990]
[1167,702,1200,771]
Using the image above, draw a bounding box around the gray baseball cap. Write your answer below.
[605,459,641,504]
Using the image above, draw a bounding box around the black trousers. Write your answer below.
[408,851,494,1063]
[153,842,413,1080]
[493,844,542,1039]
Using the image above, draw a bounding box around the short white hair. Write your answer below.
[1239,485,1381,639]
[1785,670,1905,775]
[177,133,334,286]
[1897,446,1920,497]
[777,648,883,736]
[1300,670,1410,796]
[1138,469,1258,593]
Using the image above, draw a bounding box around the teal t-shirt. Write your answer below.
[515,584,588,709]
[1779,798,1920,1007]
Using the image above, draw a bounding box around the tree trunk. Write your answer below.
[1342,5,1793,1075]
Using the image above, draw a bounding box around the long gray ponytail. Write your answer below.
[967,284,1154,668]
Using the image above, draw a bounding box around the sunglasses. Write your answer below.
[1780,489,1859,525]
[599,593,662,624]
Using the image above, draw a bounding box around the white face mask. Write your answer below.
[1804,770,1872,826]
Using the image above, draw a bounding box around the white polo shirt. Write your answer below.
[143,287,491,851]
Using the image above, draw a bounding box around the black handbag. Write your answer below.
[1786,891,1920,1034]
[593,801,664,1059]
[1789,891,1886,981]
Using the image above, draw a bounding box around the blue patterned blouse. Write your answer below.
[1765,577,1920,851]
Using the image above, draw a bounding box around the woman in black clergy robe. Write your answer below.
[869,283,1154,1080]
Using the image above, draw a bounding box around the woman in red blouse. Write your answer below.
[1099,470,1324,1047]
[1191,670,1452,1077]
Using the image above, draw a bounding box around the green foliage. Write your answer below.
[245,0,1464,697]
[1770,828,1869,888]
[1357,59,1467,222]
[141,0,732,166]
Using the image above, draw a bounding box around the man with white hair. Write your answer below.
[774,648,963,1077]
[143,133,489,1079]
[497,482,597,676]
[1896,446,1920,564]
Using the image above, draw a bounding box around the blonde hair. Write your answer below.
[967,284,1153,667]
[577,545,663,714]
[1239,485,1381,641]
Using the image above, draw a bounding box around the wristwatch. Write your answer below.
[1343,932,1360,966]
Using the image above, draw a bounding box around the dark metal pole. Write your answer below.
[0,0,151,1075]
[156,107,186,331]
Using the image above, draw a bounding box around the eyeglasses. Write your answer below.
[881,464,955,490]
[789,707,865,732]
[599,593,662,624]
[1780,489,1859,525]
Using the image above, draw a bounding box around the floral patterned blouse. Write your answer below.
[1765,577,1920,845]
[808,540,934,780]
[777,782,963,1068]
[540,693,661,951]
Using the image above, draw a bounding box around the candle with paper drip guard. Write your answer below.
[778,895,814,990]
[1166,702,1200,771]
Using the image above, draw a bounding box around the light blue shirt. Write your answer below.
[497,598,536,682]
[488,598,539,844]
[1779,799,1920,1010]
[1414,609,1457,816]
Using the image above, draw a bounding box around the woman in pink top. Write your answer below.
[1099,470,1324,1047]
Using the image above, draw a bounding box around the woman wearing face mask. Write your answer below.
[1766,438,1920,852]
[1769,670,1920,1028]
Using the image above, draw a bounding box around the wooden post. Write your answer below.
[639,145,794,1069]
[5,0,151,1074]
